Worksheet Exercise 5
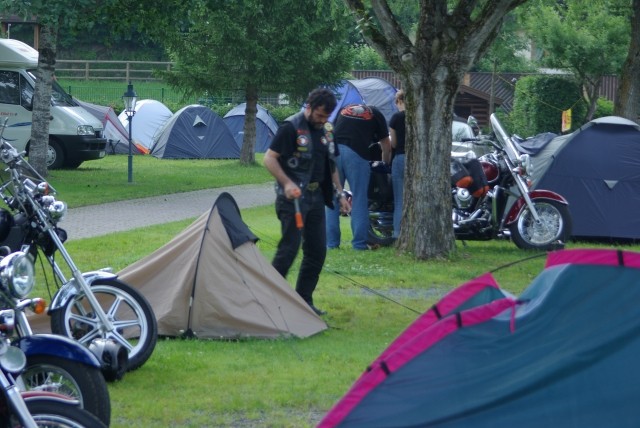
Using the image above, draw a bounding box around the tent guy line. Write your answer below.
[247,223,422,315]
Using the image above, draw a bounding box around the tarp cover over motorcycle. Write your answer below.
[319,248,640,428]
[118,192,327,339]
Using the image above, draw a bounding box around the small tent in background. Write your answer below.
[329,77,398,123]
[118,99,172,154]
[527,116,640,240]
[118,192,327,339]
[150,105,240,159]
[320,249,640,428]
[223,103,279,153]
[74,98,141,155]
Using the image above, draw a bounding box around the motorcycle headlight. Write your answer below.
[0,252,35,298]
[48,200,67,221]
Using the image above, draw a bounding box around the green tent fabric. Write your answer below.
[321,249,640,427]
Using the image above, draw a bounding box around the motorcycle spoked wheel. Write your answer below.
[368,213,395,247]
[509,199,572,250]
[367,224,395,247]
[14,398,107,428]
[20,355,110,426]
[50,278,158,373]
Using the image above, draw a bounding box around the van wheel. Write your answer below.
[47,140,65,169]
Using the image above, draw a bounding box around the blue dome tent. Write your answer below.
[525,116,640,240]
[300,77,399,123]
[223,103,279,153]
[150,105,239,159]
[330,77,398,123]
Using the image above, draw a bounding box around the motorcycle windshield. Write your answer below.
[490,114,519,163]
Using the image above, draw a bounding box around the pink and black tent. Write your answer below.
[319,249,640,428]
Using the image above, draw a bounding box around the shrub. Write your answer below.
[264,105,300,124]
[509,75,587,136]
[593,97,614,119]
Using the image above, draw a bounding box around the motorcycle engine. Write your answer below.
[454,187,473,209]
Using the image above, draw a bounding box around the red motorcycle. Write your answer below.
[451,114,572,250]
[366,114,571,250]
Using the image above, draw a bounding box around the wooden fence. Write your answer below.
[55,60,619,104]
[55,60,174,81]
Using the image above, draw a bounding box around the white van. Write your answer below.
[0,38,106,169]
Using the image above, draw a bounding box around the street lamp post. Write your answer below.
[122,82,137,183]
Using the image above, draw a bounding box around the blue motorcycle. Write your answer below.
[0,250,112,426]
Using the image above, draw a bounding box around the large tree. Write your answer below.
[614,0,640,122]
[342,0,528,259]
[519,0,631,122]
[123,0,353,165]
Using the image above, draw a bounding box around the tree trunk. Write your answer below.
[396,67,458,259]
[239,85,258,165]
[614,0,640,123]
[343,0,527,259]
[584,77,601,122]
[31,25,58,176]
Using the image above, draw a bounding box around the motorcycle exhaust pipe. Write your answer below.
[458,209,483,224]
[88,338,129,382]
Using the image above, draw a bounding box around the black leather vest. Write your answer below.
[279,112,336,188]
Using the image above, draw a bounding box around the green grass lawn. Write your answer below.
[19,155,640,427]
[62,205,640,427]
[57,79,199,114]
[39,154,271,208]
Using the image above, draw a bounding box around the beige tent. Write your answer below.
[118,192,327,339]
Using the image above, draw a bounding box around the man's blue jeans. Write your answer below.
[326,145,371,250]
[391,153,405,238]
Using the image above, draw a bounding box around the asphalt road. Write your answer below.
[62,182,274,240]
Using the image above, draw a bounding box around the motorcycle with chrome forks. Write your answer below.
[451,114,572,250]
[0,119,157,377]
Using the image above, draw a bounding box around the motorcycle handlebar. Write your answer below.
[460,135,500,151]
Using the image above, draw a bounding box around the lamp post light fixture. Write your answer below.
[122,82,137,183]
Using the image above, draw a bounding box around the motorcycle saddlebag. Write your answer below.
[463,158,489,197]
[450,158,473,188]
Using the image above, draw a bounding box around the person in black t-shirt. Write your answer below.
[326,104,390,250]
[263,88,350,316]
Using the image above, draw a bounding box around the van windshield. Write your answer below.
[26,70,75,107]
[51,80,75,107]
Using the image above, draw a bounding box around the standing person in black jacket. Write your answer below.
[263,88,351,316]
[389,90,406,239]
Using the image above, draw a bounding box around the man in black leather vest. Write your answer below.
[264,88,351,316]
